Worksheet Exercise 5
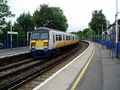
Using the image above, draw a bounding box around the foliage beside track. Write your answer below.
[0,2,68,39]
[89,10,110,35]
[71,28,95,40]
[33,4,68,31]
[0,1,110,42]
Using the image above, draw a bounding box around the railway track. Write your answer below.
[0,53,31,67]
[0,41,88,90]
[0,58,35,72]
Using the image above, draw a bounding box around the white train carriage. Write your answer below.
[30,27,79,58]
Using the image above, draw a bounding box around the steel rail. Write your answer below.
[0,58,35,72]
[0,42,88,90]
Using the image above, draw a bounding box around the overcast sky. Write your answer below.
[8,0,120,32]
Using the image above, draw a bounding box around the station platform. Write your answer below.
[33,41,120,90]
[0,47,30,59]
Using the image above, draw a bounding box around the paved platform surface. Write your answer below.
[33,41,94,90]
[33,41,120,90]
[0,47,30,59]
[75,42,120,90]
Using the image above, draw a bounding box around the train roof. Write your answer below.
[33,27,77,36]
[34,27,66,32]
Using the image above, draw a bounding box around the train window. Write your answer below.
[56,35,59,41]
[40,32,49,40]
[31,33,40,40]
[66,36,68,40]
[59,35,62,41]
[69,36,70,40]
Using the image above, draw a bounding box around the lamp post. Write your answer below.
[10,18,13,50]
[102,25,104,48]
[115,0,118,58]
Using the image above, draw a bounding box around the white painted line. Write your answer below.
[0,51,30,59]
[33,42,91,90]
[0,51,29,56]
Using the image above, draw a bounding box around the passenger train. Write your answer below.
[30,27,79,58]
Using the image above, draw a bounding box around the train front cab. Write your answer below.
[30,30,52,58]
[31,48,52,58]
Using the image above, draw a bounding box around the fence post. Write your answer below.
[17,34,19,47]
[7,33,9,48]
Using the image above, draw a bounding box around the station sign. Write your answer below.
[8,31,18,34]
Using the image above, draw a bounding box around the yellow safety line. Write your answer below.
[71,47,95,90]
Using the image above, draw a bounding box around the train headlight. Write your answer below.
[44,42,49,46]
[44,40,49,46]
[31,43,35,49]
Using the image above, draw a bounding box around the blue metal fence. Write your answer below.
[94,39,114,59]
[118,42,120,53]
[0,38,30,49]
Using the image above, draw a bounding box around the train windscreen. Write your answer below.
[31,32,49,40]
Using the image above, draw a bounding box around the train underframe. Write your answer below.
[31,42,79,58]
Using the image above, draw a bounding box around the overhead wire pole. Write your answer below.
[102,25,104,49]
[10,18,12,50]
[112,27,114,60]
[115,0,118,58]
[8,18,18,49]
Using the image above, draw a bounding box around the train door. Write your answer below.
[52,33,56,48]
[63,34,65,46]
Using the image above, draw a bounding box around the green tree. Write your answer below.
[82,28,90,38]
[71,31,83,40]
[72,28,95,40]
[13,22,25,38]
[86,30,95,39]
[13,22,21,32]
[16,12,34,37]
[0,0,14,29]
[89,10,107,35]
[1,21,11,38]
[33,4,68,31]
